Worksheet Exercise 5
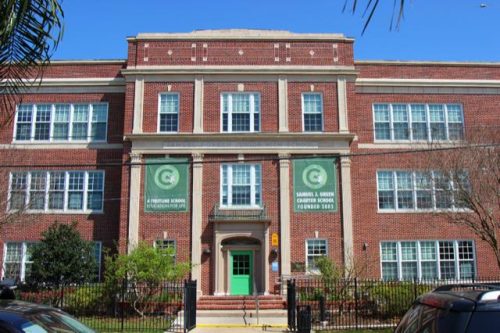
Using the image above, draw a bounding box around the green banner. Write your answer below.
[293,158,337,212]
[145,158,189,212]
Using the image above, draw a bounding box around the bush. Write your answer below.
[365,282,432,319]
[64,285,106,314]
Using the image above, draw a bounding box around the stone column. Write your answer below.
[133,76,144,134]
[278,76,289,132]
[193,76,204,133]
[340,156,354,269]
[279,153,291,277]
[191,153,203,296]
[127,152,142,253]
[337,77,349,133]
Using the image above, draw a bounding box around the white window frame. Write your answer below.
[2,242,37,281]
[220,92,260,133]
[7,171,105,214]
[220,164,262,208]
[372,103,464,142]
[154,239,177,261]
[380,240,476,281]
[302,92,324,132]
[13,103,108,143]
[157,93,180,133]
[376,170,468,212]
[305,239,328,273]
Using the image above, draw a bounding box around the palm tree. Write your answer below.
[0,0,63,126]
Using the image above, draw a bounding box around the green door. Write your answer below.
[230,250,253,295]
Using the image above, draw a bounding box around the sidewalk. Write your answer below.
[191,327,288,333]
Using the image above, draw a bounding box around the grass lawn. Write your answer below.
[79,317,175,333]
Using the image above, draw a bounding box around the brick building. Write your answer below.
[1,30,498,296]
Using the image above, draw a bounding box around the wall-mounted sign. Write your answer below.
[145,158,189,212]
[271,261,279,272]
[293,158,337,212]
[271,233,279,246]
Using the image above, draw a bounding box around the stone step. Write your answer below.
[175,309,288,327]
[197,295,286,310]
[198,303,285,310]
[198,295,283,301]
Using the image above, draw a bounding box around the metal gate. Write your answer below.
[287,279,296,331]
[183,280,197,332]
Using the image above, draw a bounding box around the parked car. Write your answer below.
[0,299,96,333]
[395,283,500,333]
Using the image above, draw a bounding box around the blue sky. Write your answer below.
[53,0,500,62]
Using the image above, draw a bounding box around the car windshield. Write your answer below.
[18,310,95,333]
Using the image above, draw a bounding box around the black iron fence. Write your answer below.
[287,276,500,331]
[16,279,196,332]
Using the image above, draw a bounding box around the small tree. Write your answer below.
[104,242,189,317]
[28,221,97,289]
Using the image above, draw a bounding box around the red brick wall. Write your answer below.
[29,62,125,79]
[128,40,354,66]
[203,83,279,133]
[288,82,339,132]
[142,83,194,133]
[356,62,500,80]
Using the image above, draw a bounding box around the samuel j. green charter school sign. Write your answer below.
[145,158,189,212]
[293,158,337,212]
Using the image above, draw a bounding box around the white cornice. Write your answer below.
[125,132,355,142]
[122,65,357,77]
[129,30,351,42]
[356,78,500,88]
[0,77,126,93]
[49,59,126,65]
[0,143,124,150]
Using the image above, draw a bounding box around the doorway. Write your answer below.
[230,250,253,295]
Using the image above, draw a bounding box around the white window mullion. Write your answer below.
[83,172,89,212]
[436,240,442,280]
[87,104,93,142]
[393,171,398,211]
[227,165,233,206]
[453,240,459,279]
[30,105,36,142]
[26,172,32,209]
[63,172,69,211]
[389,104,394,141]
[49,104,55,142]
[228,95,233,132]
[412,172,417,211]
[68,104,74,142]
[397,242,402,280]
[44,172,50,211]
[444,104,450,141]
[250,165,256,206]
[408,104,413,141]
[250,95,255,133]
[426,105,432,142]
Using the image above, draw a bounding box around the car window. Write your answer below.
[20,323,47,333]
[17,311,95,333]
[466,312,500,333]
[395,303,422,333]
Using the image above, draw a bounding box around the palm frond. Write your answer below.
[343,0,408,34]
[0,0,64,126]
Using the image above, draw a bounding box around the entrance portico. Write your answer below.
[213,220,270,296]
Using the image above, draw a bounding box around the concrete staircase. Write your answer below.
[177,295,288,328]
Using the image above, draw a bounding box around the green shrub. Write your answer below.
[64,285,105,314]
[365,282,432,319]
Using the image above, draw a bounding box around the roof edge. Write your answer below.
[355,60,500,66]
[49,59,127,64]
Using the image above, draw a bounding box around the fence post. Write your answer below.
[60,284,64,309]
[354,278,358,330]
[319,295,325,323]
[287,279,296,331]
[120,279,125,333]
[414,277,418,300]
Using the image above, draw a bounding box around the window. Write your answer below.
[221,93,260,133]
[158,93,179,132]
[373,104,464,142]
[3,242,102,281]
[377,170,469,211]
[14,103,108,142]
[302,93,323,132]
[306,239,327,272]
[3,242,36,281]
[380,240,475,281]
[154,239,176,261]
[221,164,261,207]
[8,171,105,213]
